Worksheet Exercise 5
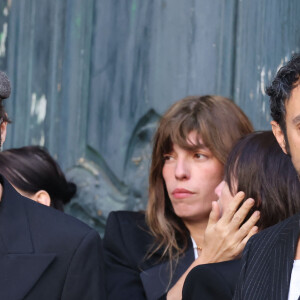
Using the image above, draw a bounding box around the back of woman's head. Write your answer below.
[0,146,76,211]
[146,95,253,258]
[225,131,300,230]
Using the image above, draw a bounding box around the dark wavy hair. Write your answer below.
[0,146,76,211]
[225,131,300,230]
[266,54,300,137]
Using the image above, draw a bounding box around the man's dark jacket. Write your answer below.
[234,213,300,300]
[0,175,105,299]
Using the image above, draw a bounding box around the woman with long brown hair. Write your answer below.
[104,95,257,300]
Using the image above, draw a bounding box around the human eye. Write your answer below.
[194,152,208,160]
[163,154,174,161]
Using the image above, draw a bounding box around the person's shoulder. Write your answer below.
[107,210,147,229]
[24,196,98,241]
[247,213,300,247]
[104,210,152,255]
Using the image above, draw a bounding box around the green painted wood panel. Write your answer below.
[234,0,300,129]
[0,0,299,235]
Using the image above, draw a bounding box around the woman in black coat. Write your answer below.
[104,95,257,300]
[182,131,300,300]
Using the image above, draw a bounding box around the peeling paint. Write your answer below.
[268,70,272,81]
[276,56,290,72]
[77,157,100,176]
[256,82,260,95]
[39,132,45,146]
[262,101,265,114]
[3,7,8,16]
[37,95,47,123]
[31,133,45,146]
[276,60,284,72]
[260,67,266,95]
[30,93,37,115]
[0,23,7,57]
[31,93,47,124]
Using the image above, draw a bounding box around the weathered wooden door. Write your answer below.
[0,0,300,235]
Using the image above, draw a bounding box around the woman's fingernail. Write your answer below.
[238,191,245,197]
[247,198,255,205]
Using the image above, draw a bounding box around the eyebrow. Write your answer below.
[292,114,300,125]
[188,143,210,151]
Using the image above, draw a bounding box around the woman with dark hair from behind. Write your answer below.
[182,131,300,300]
[0,145,76,211]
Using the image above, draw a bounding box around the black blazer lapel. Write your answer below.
[0,177,56,299]
[140,245,194,300]
[270,214,300,300]
[0,253,55,299]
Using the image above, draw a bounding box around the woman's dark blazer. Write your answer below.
[182,259,241,300]
[0,175,105,299]
[103,211,194,300]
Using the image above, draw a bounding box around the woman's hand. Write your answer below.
[199,191,260,264]
[167,192,259,300]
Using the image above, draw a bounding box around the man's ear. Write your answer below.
[32,190,51,207]
[0,121,7,146]
[271,121,287,154]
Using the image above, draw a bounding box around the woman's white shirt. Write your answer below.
[191,237,198,259]
[288,259,300,300]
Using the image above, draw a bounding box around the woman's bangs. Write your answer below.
[160,112,211,154]
[172,118,205,151]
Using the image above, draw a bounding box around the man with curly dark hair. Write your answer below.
[234,54,300,300]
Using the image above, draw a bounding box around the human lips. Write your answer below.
[172,188,195,199]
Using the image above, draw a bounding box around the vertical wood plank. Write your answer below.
[0,0,9,72]
[3,1,300,233]
[234,0,300,129]
[88,0,237,178]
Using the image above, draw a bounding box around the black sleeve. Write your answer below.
[103,212,147,300]
[61,229,106,300]
[182,262,238,300]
